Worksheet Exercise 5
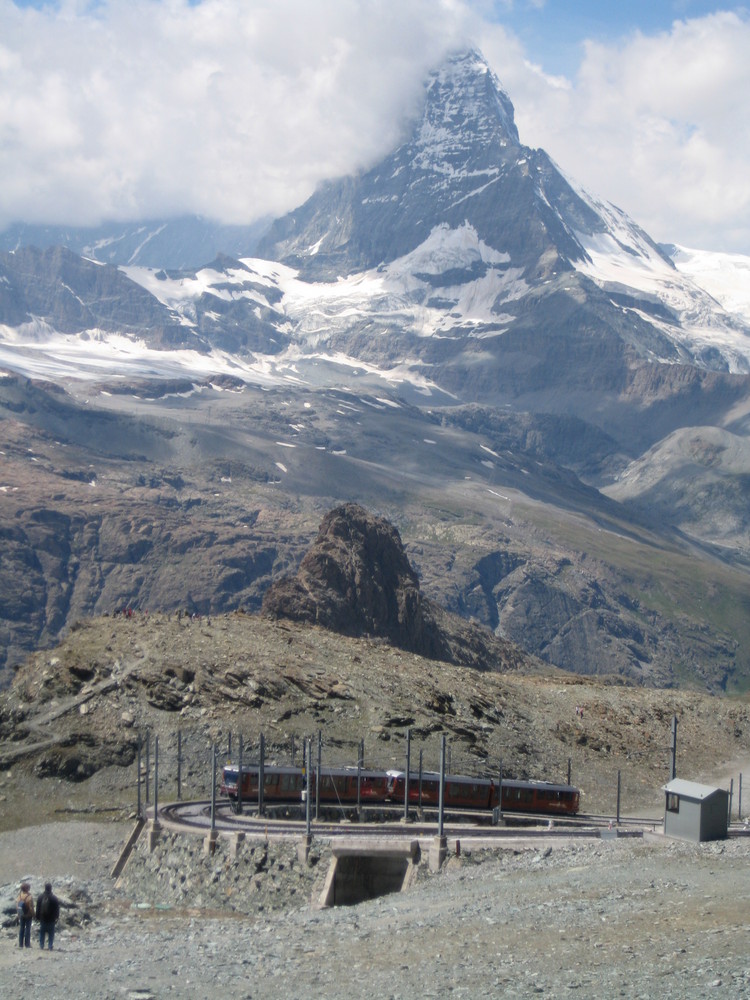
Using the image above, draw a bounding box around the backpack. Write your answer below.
[17,895,31,918]
[39,894,54,921]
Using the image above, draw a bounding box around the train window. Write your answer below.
[667,793,680,813]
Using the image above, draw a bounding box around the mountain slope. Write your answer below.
[0,215,269,270]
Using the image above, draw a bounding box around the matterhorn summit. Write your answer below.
[258,49,619,280]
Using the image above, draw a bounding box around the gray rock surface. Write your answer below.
[2,821,750,998]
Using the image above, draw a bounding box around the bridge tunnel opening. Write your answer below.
[319,840,420,908]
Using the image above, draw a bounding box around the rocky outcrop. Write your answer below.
[262,503,526,672]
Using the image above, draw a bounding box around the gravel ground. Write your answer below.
[2,820,750,999]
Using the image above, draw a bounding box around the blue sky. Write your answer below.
[491,1,742,74]
[2,0,749,252]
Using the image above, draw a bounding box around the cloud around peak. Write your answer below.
[1,0,748,254]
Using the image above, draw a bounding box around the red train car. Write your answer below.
[501,778,579,815]
[386,770,579,815]
[221,764,303,804]
[386,770,497,809]
[220,764,390,808]
[220,763,579,816]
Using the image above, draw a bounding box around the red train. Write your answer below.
[220,763,579,816]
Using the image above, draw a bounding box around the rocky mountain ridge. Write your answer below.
[0,49,749,690]
[1,603,749,825]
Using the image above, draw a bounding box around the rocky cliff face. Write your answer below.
[0,246,197,348]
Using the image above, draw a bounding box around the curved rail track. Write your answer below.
[155,799,659,841]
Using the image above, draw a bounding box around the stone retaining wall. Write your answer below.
[118,830,330,914]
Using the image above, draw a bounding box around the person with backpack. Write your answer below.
[36,881,60,950]
[16,881,33,948]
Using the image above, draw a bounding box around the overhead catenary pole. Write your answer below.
[258,732,265,817]
[670,715,678,780]
[418,750,423,811]
[739,773,743,823]
[136,733,142,820]
[357,740,362,814]
[729,777,734,825]
[210,743,217,833]
[316,731,322,821]
[616,769,621,827]
[145,730,151,806]
[177,729,182,801]
[305,739,312,838]
[404,729,411,822]
[438,735,446,839]
[498,758,503,822]
[155,733,163,818]
[153,735,159,822]
[237,733,243,816]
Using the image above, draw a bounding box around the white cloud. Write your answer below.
[0,1,748,254]
[486,10,750,253]
[0,0,475,226]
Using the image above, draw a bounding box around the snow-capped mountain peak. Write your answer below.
[1,47,749,390]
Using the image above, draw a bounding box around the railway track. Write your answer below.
[156,799,658,840]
